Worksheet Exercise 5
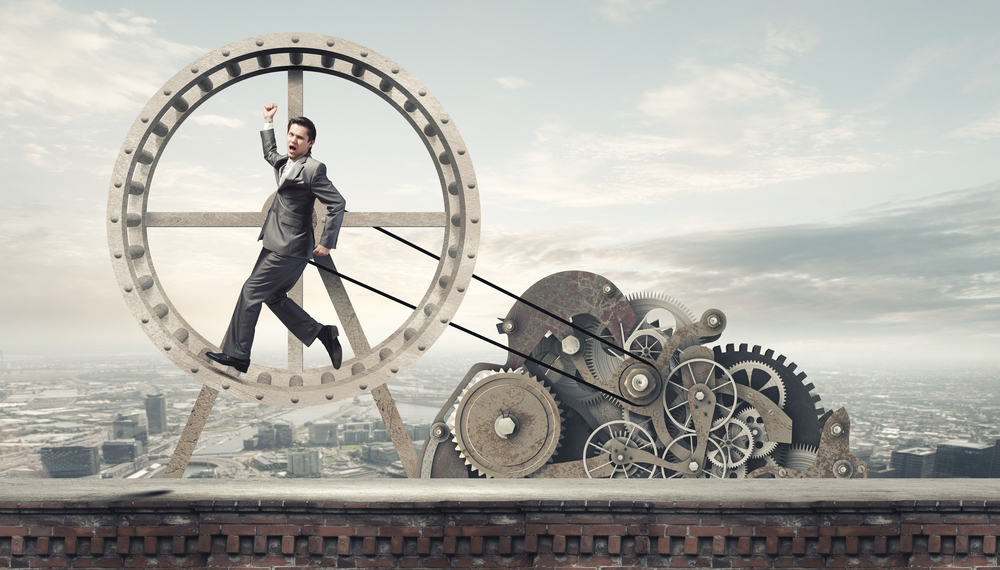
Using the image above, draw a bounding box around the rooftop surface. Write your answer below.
[1,478,998,504]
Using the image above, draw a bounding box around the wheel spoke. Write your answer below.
[144,211,447,228]
[313,255,371,354]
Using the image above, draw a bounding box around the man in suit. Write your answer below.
[206,102,345,373]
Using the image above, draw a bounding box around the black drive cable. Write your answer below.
[369,226,656,369]
[305,259,643,407]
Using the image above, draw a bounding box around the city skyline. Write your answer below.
[0,1,998,375]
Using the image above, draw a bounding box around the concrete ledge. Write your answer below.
[1,478,999,504]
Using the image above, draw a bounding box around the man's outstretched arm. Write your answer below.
[312,162,346,256]
[261,102,283,167]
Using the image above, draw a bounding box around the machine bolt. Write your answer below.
[601,284,616,296]
[707,314,721,328]
[688,461,699,472]
[501,319,517,334]
[779,469,787,477]
[616,453,625,462]
[694,390,705,401]
[830,423,844,437]
[433,426,444,438]
[494,415,519,439]
[561,335,581,356]
[837,464,849,475]
[631,374,649,392]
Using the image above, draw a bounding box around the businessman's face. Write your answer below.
[287,124,314,160]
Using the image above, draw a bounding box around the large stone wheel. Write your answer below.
[107,33,480,408]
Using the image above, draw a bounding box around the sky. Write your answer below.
[0,0,998,374]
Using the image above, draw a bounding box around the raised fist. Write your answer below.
[263,102,278,121]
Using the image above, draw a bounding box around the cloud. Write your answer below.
[190,115,245,129]
[24,143,50,166]
[595,0,664,22]
[0,1,202,118]
[948,109,1000,141]
[473,183,1000,360]
[495,76,529,90]
[761,24,819,66]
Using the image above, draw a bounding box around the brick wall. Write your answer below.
[0,479,998,568]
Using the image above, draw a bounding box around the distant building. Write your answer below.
[250,452,287,471]
[308,423,338,446]
[102,441,144,463]
[40,446,100,478]
[287,449,321,477]
[343,429,370,444]
[363,442,399,466]
[112,412,148,443]
[410,424,431,442]
[243,421,294,450]
[145,394,168,434]
[372,429,390,442]
[890,447,936,478]
[934,441,995,478]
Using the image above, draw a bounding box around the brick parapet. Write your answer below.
[0,480,999,568]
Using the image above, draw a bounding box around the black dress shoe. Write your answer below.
[317,325,342,370]
[205,352,250,373]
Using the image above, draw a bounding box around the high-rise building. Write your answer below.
[287,449,321,477]
[102,441,144,463]
[145,394,168,434]
[991,439,1000,478]
[112,412,148,443]
[890,447,936,478]
[934,441,995,478]
[308,423,338,446]
[40,446,100,478]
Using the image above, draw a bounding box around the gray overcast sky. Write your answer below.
[0,0,998,371]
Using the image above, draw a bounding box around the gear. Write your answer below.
[727,361,786,409]
[713,344,826,448]
[584,291,696,385]
[449,369,563,478]
[708,418,754,469]
[659,432,725,478]
[784,444,819,471]
[584,420,658,478]
[662,358,739,432]
[736,406,777,458]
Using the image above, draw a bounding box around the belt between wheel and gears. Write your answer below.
[306,225,654,406]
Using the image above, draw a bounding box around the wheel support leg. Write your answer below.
[164,385,219,478]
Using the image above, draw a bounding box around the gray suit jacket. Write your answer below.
[258,128,346,259]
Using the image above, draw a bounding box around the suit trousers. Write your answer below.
[222,248,322,359]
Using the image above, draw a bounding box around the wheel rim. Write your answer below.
[107,33,480,407]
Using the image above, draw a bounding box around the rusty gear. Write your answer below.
[449,369,562,478]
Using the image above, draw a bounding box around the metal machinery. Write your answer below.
[418,271,869,480]
[108,34,865,480]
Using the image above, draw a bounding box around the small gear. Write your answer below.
[784,444,819,471]
[708,418,754,469]
[584,420,658,478]
[449,369,563,478]
[735,406,777,458]
[659,432,725,479]
[727,361,786,409]
[626,328,667,361]
[663,358,738,432]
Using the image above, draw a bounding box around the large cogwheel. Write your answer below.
[713,344,826,448]
[448,369,562,478]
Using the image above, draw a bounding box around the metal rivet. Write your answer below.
[391,67,399,74]
[467,253,475,259]
[418,90,426,96]
[256,40,264,46]
[326,394,334,400]
[360,51,368,57]
[441,117,449,124]
[114,181,122,188]
[190,67,198,73]
[467,182,476,189]
[123,286,132,293]
[457,149,465,155]
[359,383,367,390]
[163,346,171,351]
[222,384,230,390]
[110,216,118,223]
[327,39,335,47]
[291,397,299,403]
[163,89,171,96]
[191,367,199,373]
[113,252,122,259]
[256,394,264,400]
[291,36,299,43]
[140,318,148,324]
[390,367,398,373]
[140,118,148,123]
[222,50,230,57]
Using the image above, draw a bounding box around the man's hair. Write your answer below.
[287,116,316,142]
